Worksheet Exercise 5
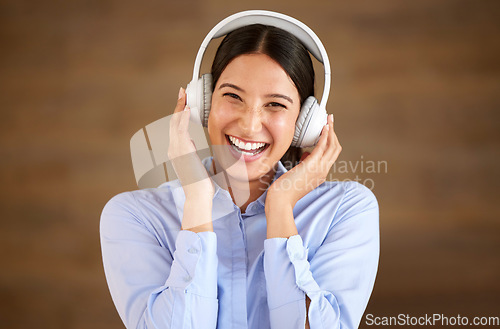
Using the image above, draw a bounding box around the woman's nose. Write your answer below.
[238,107,263,137]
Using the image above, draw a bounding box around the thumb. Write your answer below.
[174,87,187,113]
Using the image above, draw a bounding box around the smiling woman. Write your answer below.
[210,22,315,172]
[209,53,301,188]
[100,10,379,329]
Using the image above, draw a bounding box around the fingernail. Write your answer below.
[329,114,334,122]
[325,124,329,130]
[178,87,183,100]
[184,105,190,111]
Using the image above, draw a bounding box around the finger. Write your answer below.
[170,87,190,129]
[169,87,186,129]
[309,124,329,160]
[324,114,339,158]
[324,132,341,165]
[324,127,342,164]
[177,106,191,134]
[174,87,187,113]
[300,124,329,176]
[169,110,193,160]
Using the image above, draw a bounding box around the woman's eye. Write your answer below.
[267,102,287,109]
[223,93,241,101]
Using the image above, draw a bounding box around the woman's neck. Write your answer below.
[211,160,275,213]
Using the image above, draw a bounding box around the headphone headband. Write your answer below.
[191,10,331,110]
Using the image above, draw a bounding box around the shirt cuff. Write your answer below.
[287,235,323,295]
[165,230,218,298]
[264,234,321,309]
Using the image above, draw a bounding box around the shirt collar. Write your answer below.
[201,157,288,213]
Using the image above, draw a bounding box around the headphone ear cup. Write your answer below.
[293,96,316,147]
[292,96,327,148]
[200,74,212,127]
[185,74,212,127]
[186,79,201,125]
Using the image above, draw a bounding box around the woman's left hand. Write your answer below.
[266,114,341,209]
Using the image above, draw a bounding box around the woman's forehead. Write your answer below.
[216,54,299,97]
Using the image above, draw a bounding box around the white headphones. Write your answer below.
[185,10,331,148]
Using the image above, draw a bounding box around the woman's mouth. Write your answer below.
[225,134,269,158]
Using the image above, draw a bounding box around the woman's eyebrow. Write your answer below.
[219,83,293,104]
[218,83,244,92]
[266,94,293,104]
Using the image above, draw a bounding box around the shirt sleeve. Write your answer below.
[100,192,218,329]
[263,182,379,329]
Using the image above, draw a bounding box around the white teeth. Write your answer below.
[228,135,266,151]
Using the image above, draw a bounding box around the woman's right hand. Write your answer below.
[168,87,214,231]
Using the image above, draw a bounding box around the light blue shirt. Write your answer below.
[100,158,379,329]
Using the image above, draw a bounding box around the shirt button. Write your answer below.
[188,247,199,254]
[294,253,303,260]
[183,275,192,282]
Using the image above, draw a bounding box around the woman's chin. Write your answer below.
[226,164,266,183]
[212,147,276,184]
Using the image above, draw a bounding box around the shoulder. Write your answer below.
[298,180,378,227]
[295,180,379,253]
[100,181,184,234]
[325,180,379,230]
[303,180,377,210]
[317,181,379,244]
[332,180,378,211]
[102,183,177,216]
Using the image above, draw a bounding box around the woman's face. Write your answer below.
[208,53,301,183]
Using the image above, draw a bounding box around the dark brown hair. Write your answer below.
[210,24,315,170]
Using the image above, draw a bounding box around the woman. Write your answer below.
[101,19,379,329]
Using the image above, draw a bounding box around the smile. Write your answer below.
[226,135,269,156]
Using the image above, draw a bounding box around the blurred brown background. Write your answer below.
[1,0,499,328]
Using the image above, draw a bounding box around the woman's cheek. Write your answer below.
[211,99,237,122]
[269,113,297,142]
[209,101,227,128]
